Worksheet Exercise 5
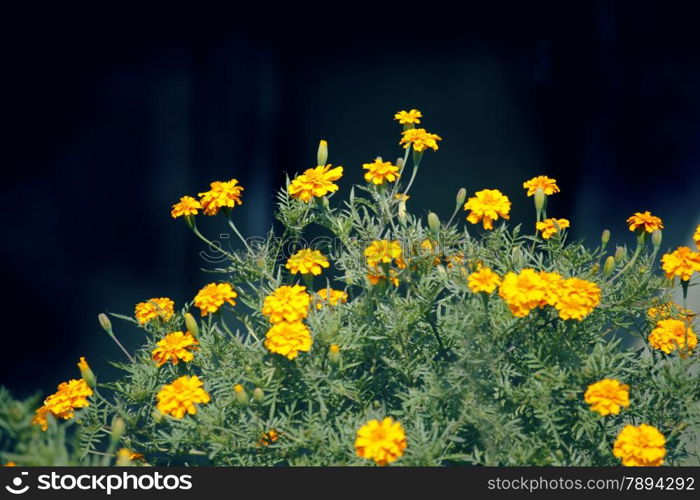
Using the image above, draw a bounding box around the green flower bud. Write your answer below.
[317,139,328,166]
[614,246,626,263]
[427,212,440,236]
[98,313,113,334]
[455,188,467,208]
[77,357,96,388]
[328,344,341,366]
[110,417,126,445]
[184,313,199,338]
[151,410,165,424]
[603,256,616,277]
[652,229,662,248]
[601,229,610,247]
[253,387,265,404]
[234,384,249,406]
[534,188,546,215]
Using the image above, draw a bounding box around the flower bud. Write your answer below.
[651,229,662,248]
[77,357,96,388]
[151,409,164,424]
[184,313,199,338]
[328,344,341,366]
[253,387,265,404]
[455,188,467,208]
[234,384,249,405]
[614,246,626,263]
[603,256,615,277]
[396,157,404,169]
[317,139,328,166]
[116,448,132,467]
[435,264,447,278]
[110,417,125,445]
[534,188,546,215]
[427,212,440,236]
[98,313,113,335]
[601,229,610,247]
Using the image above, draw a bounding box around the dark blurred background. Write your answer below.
[2,2,700,397]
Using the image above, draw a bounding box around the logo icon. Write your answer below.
[5,471,29,495]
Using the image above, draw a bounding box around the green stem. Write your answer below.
[191,226,237,261]
[227,218,252,252]
[607,231,645,284]
[107,331,134,363]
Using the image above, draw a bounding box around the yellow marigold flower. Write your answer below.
[316,288,348,309]
[262,285,311,323]
[156,375,210,419]
[661,246,700,281]
[288,164,343,203]
[365,240,403,268]
[584,379,630,416]
[194,282,237,316]
[4,462,16,466]
[468,267,501,294]
[445,252,465,269]
[355,417,407,466]
[463,189,511,230]
[367,269,400,287]
[134,297,175,325]
[363,158,400,185]
[419,239,441,266]
[264,321,313,360]
[285,249,330,275]
[198,179,244,216]
[152,331,199,367]
[33,379,94,431]
[647,302,694,322]
[627,211,663,233]
[77,357,89,372]
[260,429,280,446]
[552,277,601,321]
[395,194,410,201]
[523,175,560,196]
[394,109,422,124]
[694,224,700,250]
[536,218,570,239]
[399,128,442,152]
[170,196,202,218]
[538,271,563,307]
[648,319,697,354]
[613,424,666,467]
[128,451,145,461]
[498,269,546,317]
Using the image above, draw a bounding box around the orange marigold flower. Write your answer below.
[259,429,280,446]
[536,218,570,239]
[316,288,348,309]
[134,297,175,325]
[399,128,442,152]
[613,424,666,467]
[661,246,700,281]
[285,249,330,276]
[198,179,244,216]
[171,196,203,218]
[647,302,694,322]
[627,211,664,233]
[648,319,697,354]
[694,224,700,250]
[463,189,511,230]
[552,277,601,321]
[355,417,407,466]
[288,164,343,203]
[264,321,313,360]
[498,269,546,317]
[367,269,400,287]
[584,379,630,416]
[194,282,237,316]
[3,462,16,466]
[394,109,422,124]
[262,285,311,324]
[365,240,403,268]
[32,379,94,431]
[152,331,199,367]
[538,271,563,308]
[467,267,502,294]
[363,159,400,185]
[156,375,211,419]
[523,175,560,196]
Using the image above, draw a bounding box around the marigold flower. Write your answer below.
[584,379,630,416]
[285,249,330,276]
[538,271,563,307]
[288,164,343,203]
[536,218,570,239]
[613,424,666,467]
[134,297,175,325]
[399,128,442,152]
[419,239,441,266]
[355,417,407,466]
[194,283,237,316]
[627,211,663,233]
[523,175,560,196]
[170,196,203,218]
[4,462,16,466]
[394,109,422,124]
[661,246,700,281]
[264,321,313,360]
[363,159,400,185]
[198,179,244,216]
[316,288,348,309]
[262,285,311,323]
[367,269,400,287]
[395,194,410,202]
[32,379,94,431]
[647,302,694,322]
[694,224,700,250]
[648,319,697,354]
[498,269,546,317]
[468,267,502,294]
[365,240,403,268]
[552,277,601,321]
[463,189,511,230]
[156,375,211,419]
[260,429,280,446]
[152,331,199,367]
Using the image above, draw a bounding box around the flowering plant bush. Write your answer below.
[2,110,700,467]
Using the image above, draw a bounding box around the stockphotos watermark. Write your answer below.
[3,469,192,496]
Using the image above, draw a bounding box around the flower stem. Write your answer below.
[227,218,252,252]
